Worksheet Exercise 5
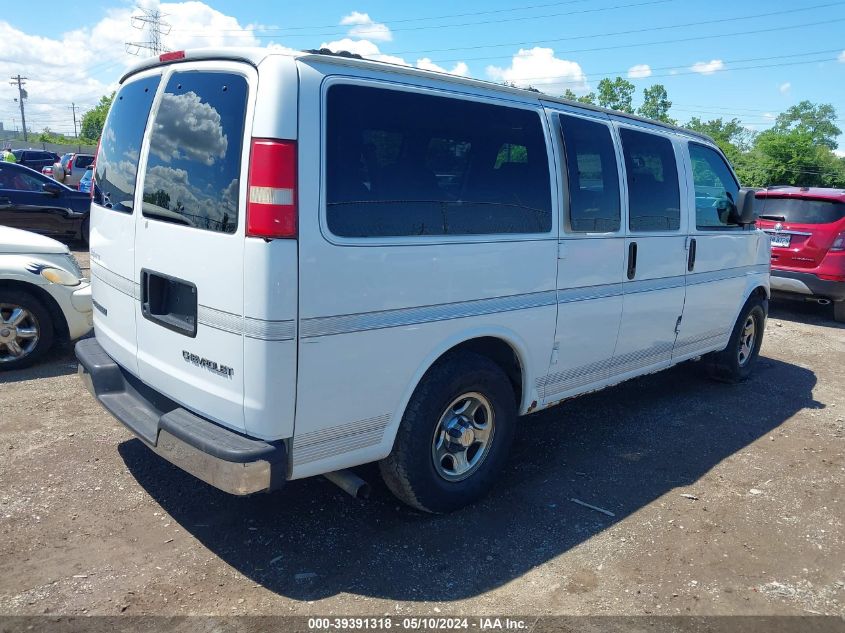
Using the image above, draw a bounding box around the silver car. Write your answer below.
[52,153,95,188]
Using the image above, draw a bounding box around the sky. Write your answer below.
[1,0,844,151]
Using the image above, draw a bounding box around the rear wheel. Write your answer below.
[834,300,845,323]
[705,294,767,383]
[0,290,55,370]
[379,351,517,513]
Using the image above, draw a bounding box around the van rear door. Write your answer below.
[133,63,253,433]
[91,71,162,376]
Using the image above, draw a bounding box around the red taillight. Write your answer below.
[246,139,297,239]
[831,231,845,252]
[159,50,185,62]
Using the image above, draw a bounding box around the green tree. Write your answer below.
[562,88,596,105]
[637,84,675,124]
[772,101,841,150]
[80,93,115,141]
[596,77,635,113]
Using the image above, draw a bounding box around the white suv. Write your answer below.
[1,226,92,369]
[77,48,769,512]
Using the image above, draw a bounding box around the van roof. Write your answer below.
[122,47,715,144]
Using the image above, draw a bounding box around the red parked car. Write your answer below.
[756,187,845,322]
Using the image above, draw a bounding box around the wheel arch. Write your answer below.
[0,279,70,343]
[382,327,535,456]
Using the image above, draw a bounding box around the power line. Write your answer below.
[174,0,676,39]
[126,6,171,57]
[389,1,843,56]
[171,0,597,33]
[429,16,845,63]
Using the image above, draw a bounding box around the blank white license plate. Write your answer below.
[769,234,791,248]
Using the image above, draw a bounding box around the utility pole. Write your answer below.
[70,102,78,138]
[125,7,171,57]
[9,75,28,141]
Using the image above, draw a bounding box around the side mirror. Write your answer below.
[42,182,62,197]
[732,187,757,225]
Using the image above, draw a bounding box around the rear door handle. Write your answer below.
[627,242,638,280]
[687,238,697,272]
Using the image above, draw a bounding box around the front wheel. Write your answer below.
[379,351,517,513]
[705,294,767,383]
[0,291,55,370]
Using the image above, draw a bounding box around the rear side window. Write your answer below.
[141,71,248,234]
[559,114,621,232]
[620,128,680,232]
[326,84,552,238]
[757,197,845,224]
[95,76,160,213]
[689,143,740,230]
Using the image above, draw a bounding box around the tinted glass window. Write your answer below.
[74,155,95,170]
[757,197,845,224]
[559,114,620,232]
[620,128,680,232]
[326,84,552,238]
[141,72,248,233]
[95,76,160,213]
[689,143,740,230]
[0,165,45,191]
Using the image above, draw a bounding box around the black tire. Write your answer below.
[834,301,845,323]
[80,217,90,245]
[705,294,767,383]
[0,290,55,371]
[379,351,517,513]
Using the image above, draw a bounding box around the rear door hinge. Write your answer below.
[675,315,683,334]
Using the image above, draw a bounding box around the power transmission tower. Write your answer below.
[125,6,171,57]
[9,75,28,142]
[69,102,78,138]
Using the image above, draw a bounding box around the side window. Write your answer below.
[559,114,620,232]
[142,71,249,234]
[326,84,552,238]
[689,143,740,229]
[75,155,95,170]
[620,128,681,232]
[95,76,160,213]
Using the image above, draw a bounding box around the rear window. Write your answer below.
[757,197,845,225]
[141,71,248,234]
[326,84,552,238]
[95,76,160,213]
[74,155,94,169]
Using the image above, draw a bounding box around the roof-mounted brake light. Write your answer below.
[159,51,185,62]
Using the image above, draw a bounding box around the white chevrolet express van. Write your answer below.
[76,48,770,513]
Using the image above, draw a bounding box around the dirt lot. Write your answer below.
[0,245,843,617]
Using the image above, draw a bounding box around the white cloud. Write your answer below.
[319,38,409,66]
[0,2,264,138]
[415,58,469,77]
[319,41,469,77]
[486,47,589,95]
[763,112,777,121]
[779,82,791,94]
[149,91,228,166]
[838,50,845,63]
[834,149,845,158]
[690,59,725,75]
[339,11,392,42]
[627,64,652,79]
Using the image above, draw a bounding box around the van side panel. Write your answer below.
[291,63,559,479]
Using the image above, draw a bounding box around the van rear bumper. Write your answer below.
[75,338,287,495]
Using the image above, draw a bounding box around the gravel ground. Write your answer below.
[0,245,843,617]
